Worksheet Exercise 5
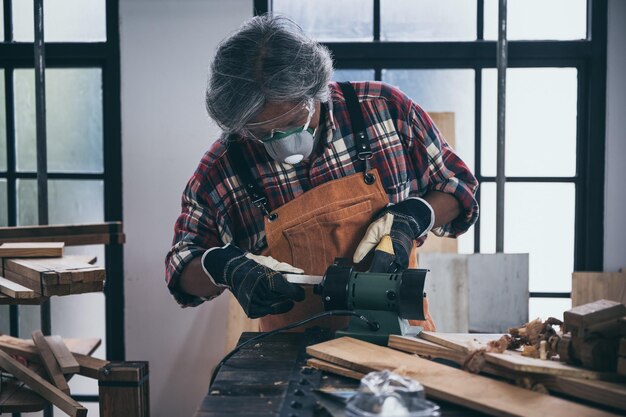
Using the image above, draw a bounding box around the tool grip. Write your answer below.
[368,234,396,273]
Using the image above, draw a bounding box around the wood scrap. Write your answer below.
[45,335,81,374]
[563,299,626,332]
[307,337,617,417]
[389,335,626,412]
[0,349,87,417]
[0,334,106,379]
[306,358,365,380]
[572,270,626,306]
[31,330,71,394]
[0,242,64,258]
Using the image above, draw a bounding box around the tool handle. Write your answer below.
[368,234,396,273]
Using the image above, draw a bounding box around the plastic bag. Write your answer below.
[345,370,440,417]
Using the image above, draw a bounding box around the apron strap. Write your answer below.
[337,82,376,185]
[227,138,278,222]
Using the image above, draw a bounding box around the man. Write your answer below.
[165,15,478,332]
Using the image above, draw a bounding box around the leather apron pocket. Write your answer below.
[282,199,373,276]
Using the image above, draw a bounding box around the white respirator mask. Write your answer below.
[244,99,316,165]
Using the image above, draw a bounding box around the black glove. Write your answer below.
[353,197,434,272]
[201,244,305,318]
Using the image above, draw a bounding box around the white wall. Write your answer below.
[604,0,626,272]
[120,1,251,416]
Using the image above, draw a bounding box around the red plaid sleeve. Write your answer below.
[408,101,479,237]
[164,170,227,307]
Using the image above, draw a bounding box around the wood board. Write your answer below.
[0,293,45,305]
[45,335,81,374]
[0,242,64,258]
[389,335,626,412]
[307,337,617,417]
[0,334,106,379]
[419,332,619,381]
[572,271,626,307]
[31,330,71,394]
[307,358,366,380]
[0,276,39,299]
[0,349,87,417]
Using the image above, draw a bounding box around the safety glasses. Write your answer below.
[241,99,315,142]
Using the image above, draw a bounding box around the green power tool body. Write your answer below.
[285,263,428,345]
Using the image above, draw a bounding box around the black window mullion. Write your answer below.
[4,68,17,227]
[373,0,380,42]
[474,68,482,254]
[2,0,12,42]
[477,0,484,41]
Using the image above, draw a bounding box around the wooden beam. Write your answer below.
[0,293,46,305]
[0,222,125,246]
[99,362,150,417]
[0,349,87,417]
[307,337,617,417]
[31,330,71,394]
[0,242,64,258]
[564,300,626,330]
[45,335,81,374]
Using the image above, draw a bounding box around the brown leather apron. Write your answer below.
[259,169,388,331]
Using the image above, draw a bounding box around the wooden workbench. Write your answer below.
[195,331,486,417]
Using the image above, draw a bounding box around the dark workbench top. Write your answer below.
[195,330,487,417]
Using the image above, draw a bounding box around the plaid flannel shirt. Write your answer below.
[165,81,479,307]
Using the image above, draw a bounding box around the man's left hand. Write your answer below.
[353,197,435,272]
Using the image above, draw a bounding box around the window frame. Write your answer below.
[256,0,608,299]
[0,0,124,391]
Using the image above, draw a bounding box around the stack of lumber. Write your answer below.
[0,242,105,302]
[307,337,621,417]
[0,332,104,415]
[560,299,626,373]
[387,331,626,413]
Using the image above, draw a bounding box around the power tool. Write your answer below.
[285,236,428,345]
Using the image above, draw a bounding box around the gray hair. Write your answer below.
[205,14,334,133]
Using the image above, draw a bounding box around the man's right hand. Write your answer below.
[201,244,305,319]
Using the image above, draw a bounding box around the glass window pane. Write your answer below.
[484,0,586,40]
[529,297,571,322]
[382,69,475,253]
[18,179,104,226]
[333,69,375,82]
[272,0,373,41]
[381,0,477,41]
[0,179,7,226]
[480,182,575,292]
[481,68,577,177]
[12,0,106,42]
[0,69,6,171]
[15,68,104,173]
[383,69,475,171]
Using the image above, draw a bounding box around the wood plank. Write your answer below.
[419,332,618,380]
[0,349,87,417]
[0,334,107,379]
[70,280,105,295]
[0,293,46,305]
[564,299,626,329]
[307,358,365,380]
[419,331,504,353]
[0,222,125,246]
[0,242,64,258]
[3,259,58,286]
[572,271,626,307]
[307,337,617,417]
[390,335,626,412]
[0,268,43,291]
[31,330,71,394]
[45,335,81,374]
[14,256,105,283]
[0,276,39,299]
